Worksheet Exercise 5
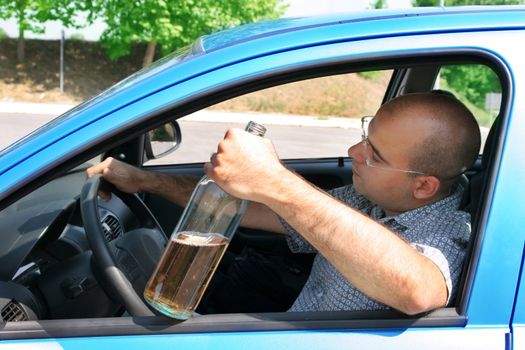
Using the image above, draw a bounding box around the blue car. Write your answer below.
[0,6,524,349]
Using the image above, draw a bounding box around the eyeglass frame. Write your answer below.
[360,116,427,176]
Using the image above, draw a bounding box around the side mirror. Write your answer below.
[144,121,181,160]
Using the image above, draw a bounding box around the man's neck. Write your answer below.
[383,193,449,218]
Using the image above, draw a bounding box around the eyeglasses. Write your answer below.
[360,116,427,176]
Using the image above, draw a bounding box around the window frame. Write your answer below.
[0,48,511,340]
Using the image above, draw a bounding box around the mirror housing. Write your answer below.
[144,122,181,161]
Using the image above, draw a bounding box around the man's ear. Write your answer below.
[413,175,441,200]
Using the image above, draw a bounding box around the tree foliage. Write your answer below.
[0,0,93,61]
[371,0,388,9]
[94,0,286,66]
[440,65,500,110]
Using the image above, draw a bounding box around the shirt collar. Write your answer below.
[376,185,464,231]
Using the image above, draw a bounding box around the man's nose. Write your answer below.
[347,141,365,163]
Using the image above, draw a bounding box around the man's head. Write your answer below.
[348,93,481,216]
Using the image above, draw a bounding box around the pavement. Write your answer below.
[0,101,75,117]
[0,101,362,129]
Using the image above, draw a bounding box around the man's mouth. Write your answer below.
[352,166,361,178]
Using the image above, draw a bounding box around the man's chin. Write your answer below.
[352,177,365,195]
[352,180,376,203]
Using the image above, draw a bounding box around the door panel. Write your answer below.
[0,323,508,350]
[511,247,525,349]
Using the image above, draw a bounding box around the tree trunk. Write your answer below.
[17,18,25,62]
[17,39,25,62]
[143,42,157,67]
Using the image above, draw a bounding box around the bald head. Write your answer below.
[378,93,481,190]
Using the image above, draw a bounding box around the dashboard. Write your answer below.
[0,166,135,321]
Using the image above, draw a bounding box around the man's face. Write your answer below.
[347,111,422,215]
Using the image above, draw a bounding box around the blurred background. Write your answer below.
[0,0,520,124]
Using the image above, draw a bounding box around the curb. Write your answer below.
[187,110,361,129]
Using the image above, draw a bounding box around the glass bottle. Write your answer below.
[144,121,266,319]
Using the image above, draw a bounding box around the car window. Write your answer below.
[435,63,502,153]
[144,62,500,167]
[144,70,392,166]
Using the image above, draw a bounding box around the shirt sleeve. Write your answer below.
[410,243,453,304]
[405,209,471,306]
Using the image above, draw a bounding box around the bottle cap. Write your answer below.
[245,121,266,136]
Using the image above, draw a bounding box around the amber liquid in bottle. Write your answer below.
[144,232,228,319]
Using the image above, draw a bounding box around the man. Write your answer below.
[87,93,481,315]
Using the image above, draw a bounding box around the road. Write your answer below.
[0,113,362,164]
[0,113,59,148]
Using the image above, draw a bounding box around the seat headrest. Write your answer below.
[481,115,501,169]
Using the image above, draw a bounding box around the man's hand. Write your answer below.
[204,128,287,203]
[86,157,145,200]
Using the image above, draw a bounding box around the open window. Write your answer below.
[0,50,510,341]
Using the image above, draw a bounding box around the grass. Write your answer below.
[0,38,147,103]
[211,71,393,118]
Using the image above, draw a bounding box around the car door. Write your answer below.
[137,27,518,350]
[1,10,524,349]
[114,28,519,348]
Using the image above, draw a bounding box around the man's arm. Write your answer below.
[242,201,287,234]
[205,129,448,315]
[86,157,198,205]
[86,157,286,233]
[260,171,447,314]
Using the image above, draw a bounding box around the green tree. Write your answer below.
[0,0,93,62]
[440,65,501,110]
[95,0,286,67]
[412,0,439,5]
[371,0,388,9]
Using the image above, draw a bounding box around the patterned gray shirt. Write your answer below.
[281,185,470,312]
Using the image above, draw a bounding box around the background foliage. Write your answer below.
[0,0,285,65]
[0,0,93,61]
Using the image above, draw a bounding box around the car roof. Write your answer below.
[200,6,525,52]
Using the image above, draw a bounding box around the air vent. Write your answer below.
[101,214,123,242]
[1,300,28,322]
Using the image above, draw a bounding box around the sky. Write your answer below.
[0,0,413,41]
[285,0,412,17]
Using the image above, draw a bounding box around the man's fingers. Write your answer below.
[86,158,115,200]
[98,190,112,201]
[86,163,102,178]
[86,157,112,178]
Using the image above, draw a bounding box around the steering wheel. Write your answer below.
[80,174,167,316]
